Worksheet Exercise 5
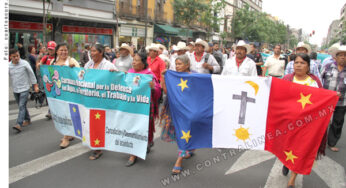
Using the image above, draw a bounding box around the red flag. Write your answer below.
[265,78,339,175]
[90,109,106,148]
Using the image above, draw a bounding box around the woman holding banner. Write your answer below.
[50,43,80,149]
[85,44,117,160]
[124,52,161,167]
[160,54,195,175]
[282,53,324,188]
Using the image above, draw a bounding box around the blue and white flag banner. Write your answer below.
[40,65,152,159]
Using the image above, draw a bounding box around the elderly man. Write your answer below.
[189,38,220,74]
[262,45,285,77]
[285,42,321,81]
[221,40,257,76]
[321,43,339,69]
[169,41,190,71]
[9,49,39,133]
[321,45,346,152]
[147,43,166,82]
[114,43,133,72]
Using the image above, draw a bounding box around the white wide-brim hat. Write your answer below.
[328,43,340,56]
[235,40,251,53]
[147,43,160,51]
[296,42,311,54]
[195,38,209,51]
[331,44,346,57]
[119,43,133,55]
[176,41,189,51]
[158,44,167,51]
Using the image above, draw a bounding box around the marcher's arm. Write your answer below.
[251,64,258,77]
[209,56,220,73]
[26,62,38,85]
[262,67,267,77]
[161,70,167,94]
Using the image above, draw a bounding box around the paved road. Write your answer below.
[9,100,346,188]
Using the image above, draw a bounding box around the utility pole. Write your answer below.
[43,0,46,45]
[114,0,119,47]
[144,0,148,46]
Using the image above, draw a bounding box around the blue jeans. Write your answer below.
[13,90,30,126]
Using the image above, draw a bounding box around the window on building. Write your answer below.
[259,1,262,8]
[238,0,242,8]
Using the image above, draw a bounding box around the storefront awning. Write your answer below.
[154,24,180,36]
[178,28,194,38]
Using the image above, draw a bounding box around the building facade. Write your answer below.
[9,0,122,61]
[215,0,263,46]
[326,20,341,45]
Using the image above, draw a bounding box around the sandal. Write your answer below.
[328,146,339,152]
[60,138,70,149]
[184,152,195,159]
[12,125,22,133]
[171,166,182,175]
[89,151,103,160]
[125,157,137,167]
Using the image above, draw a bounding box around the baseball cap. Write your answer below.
[47,41,57,50]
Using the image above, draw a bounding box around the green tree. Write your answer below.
[173,0,206,26]
[200,0,226,40]
[231,4,287,45]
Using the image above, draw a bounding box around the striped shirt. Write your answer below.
[321,61,346,106]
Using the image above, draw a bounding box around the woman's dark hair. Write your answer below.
[28,45,35,54]
[289,53,296,62]
[135,52,148,69]
[294,53,311,73]
[52,43,68,65]
[310,52,317,60]
[91,43,108,60]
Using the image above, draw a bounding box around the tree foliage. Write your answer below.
[231,4,288,45]
[173,0,226,40]
[200,0,226,37]
[173,0,206,26]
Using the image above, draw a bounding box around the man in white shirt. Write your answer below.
[169,41,190,71]
[262,45,285,77]
[114,43,133,72]
[221,40,257,76]
[9,49,39,132]
[189,38,220,74]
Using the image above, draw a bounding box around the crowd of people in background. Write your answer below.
[9,38,346,188]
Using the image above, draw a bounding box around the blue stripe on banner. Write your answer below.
[69,103,83,139]
[165,70,213,150]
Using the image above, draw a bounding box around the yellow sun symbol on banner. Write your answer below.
[234,125,250,141]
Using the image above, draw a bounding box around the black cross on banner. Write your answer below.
[232,91,256,124]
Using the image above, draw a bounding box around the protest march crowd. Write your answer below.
[9,37,346,188]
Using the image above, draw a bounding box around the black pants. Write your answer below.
[328,106,346,147]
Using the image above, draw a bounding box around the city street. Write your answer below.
[9,100,346,188]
